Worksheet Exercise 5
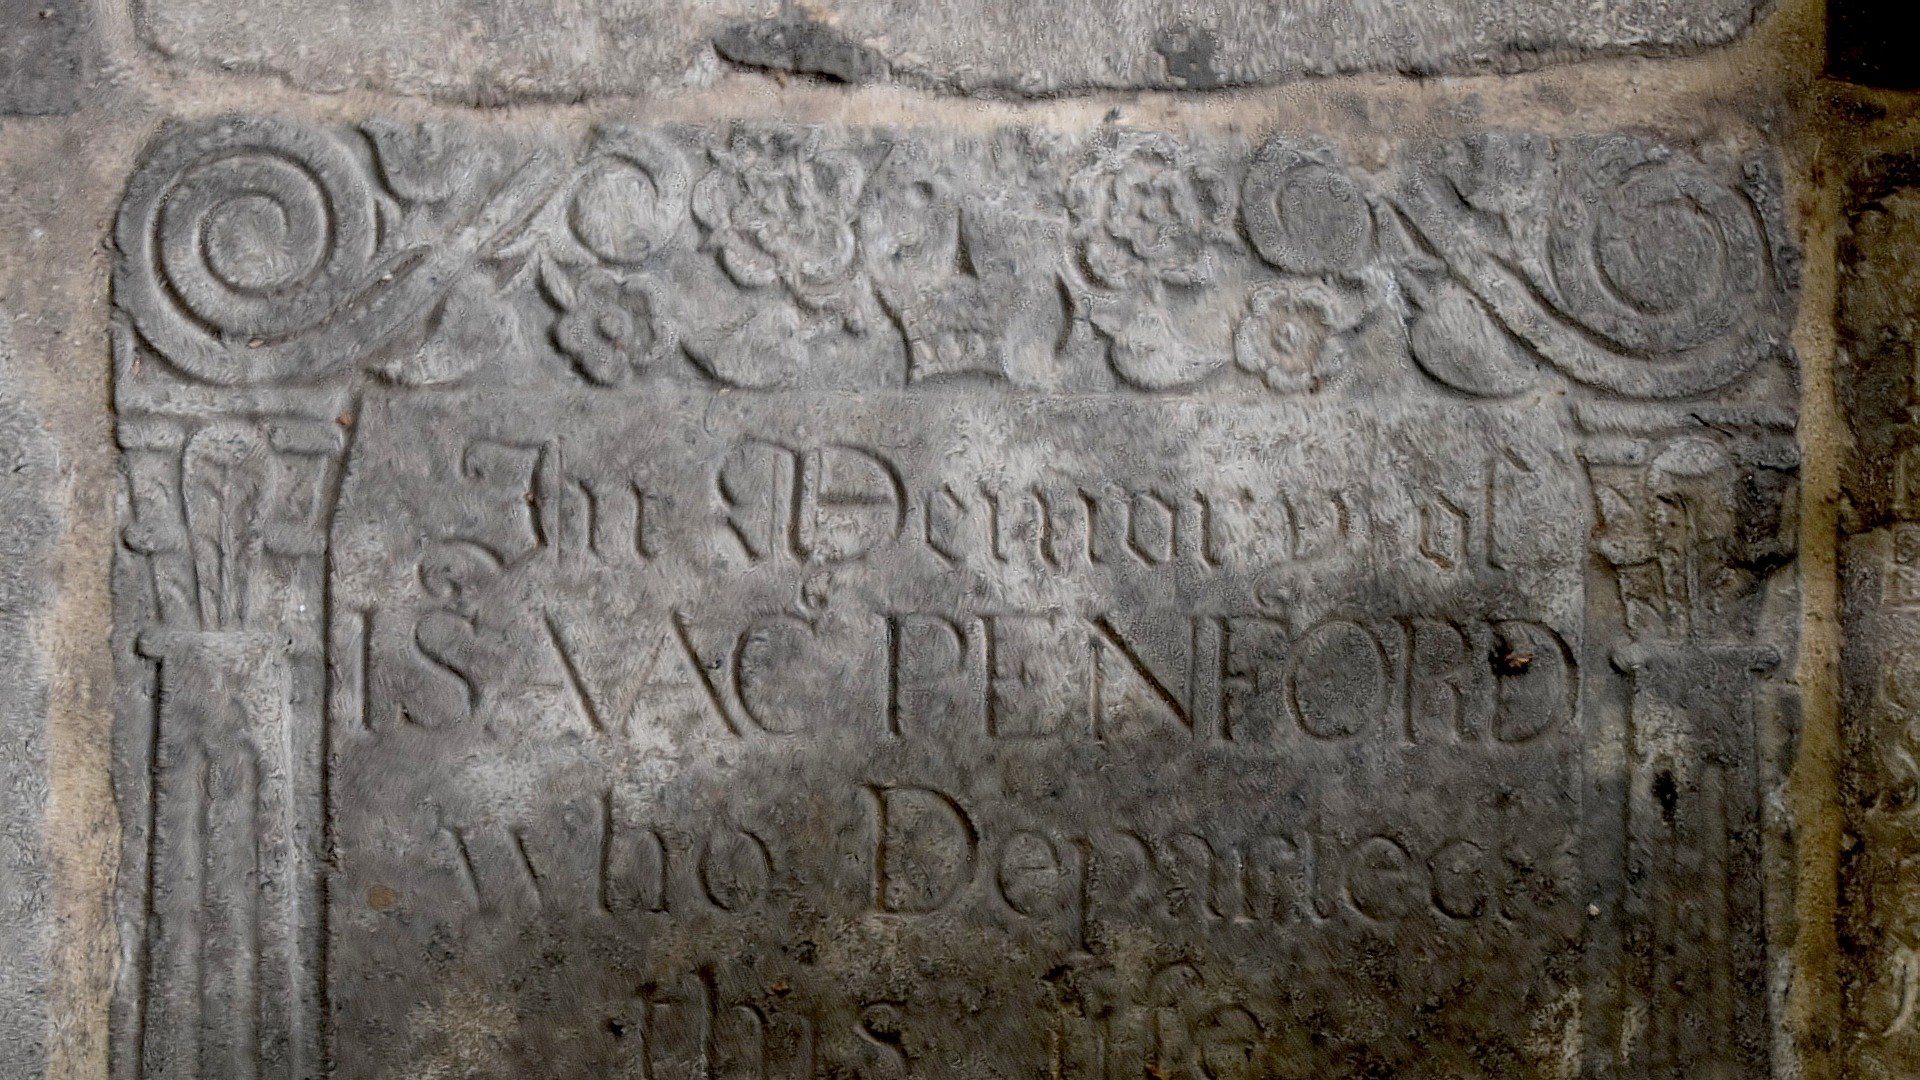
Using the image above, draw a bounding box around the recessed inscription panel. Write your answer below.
[329,391,1584,1077]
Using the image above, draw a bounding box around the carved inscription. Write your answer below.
[317,391,1588,1076]
[107,118,1799,1079]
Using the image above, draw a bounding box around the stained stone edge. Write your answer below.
[0,310,60,1080]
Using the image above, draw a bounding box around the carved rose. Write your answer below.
[1065,132,1237,390]
[693,127,865,318]
[1067,131,1232,291]
[1233,281,1363,394]
[549,268,675,386]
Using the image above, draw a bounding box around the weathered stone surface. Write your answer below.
[132,0,1772,100]
[0,312,58,1079]
[106,116,1801,1078]
[0,0,88,114]
[1838,149,1920,1079]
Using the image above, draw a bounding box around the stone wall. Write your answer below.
[0,0,1890,1077]
[1835,106,1920,1080]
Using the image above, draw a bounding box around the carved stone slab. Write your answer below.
[109,117,1801,1078]
[133,0,1771,100]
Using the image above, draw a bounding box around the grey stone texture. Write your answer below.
[105,113,1802,1078]
[0,314,57,1079]
[0,0,88,114]
[132,0,1772,100]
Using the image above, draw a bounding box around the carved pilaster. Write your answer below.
[1579,406,1798,1079]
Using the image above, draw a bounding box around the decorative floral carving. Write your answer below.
[692,126,866,326]
[116,119,384,386]
[1233,281,1362,394]
[180,423,279,630]
[117,118,570,389]
[114,121,1793,402]
[1068,131,1231,292]
[1065,131,1236,390]
[1551,143,1763,354]
[545,267,675,386]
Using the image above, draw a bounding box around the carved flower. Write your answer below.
[1233,282,1363,394]
[549,268,675,386]
[692,126,864,317]
[1067,131,1232,292]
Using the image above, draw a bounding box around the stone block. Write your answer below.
[130,0,1772,100]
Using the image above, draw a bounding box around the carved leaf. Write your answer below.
[181,423,275,630]
[685,300,810,389]
[1408,282,1538,398]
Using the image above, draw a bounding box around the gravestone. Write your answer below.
[0,0,1878,1076]
[105,116,1802,1078]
